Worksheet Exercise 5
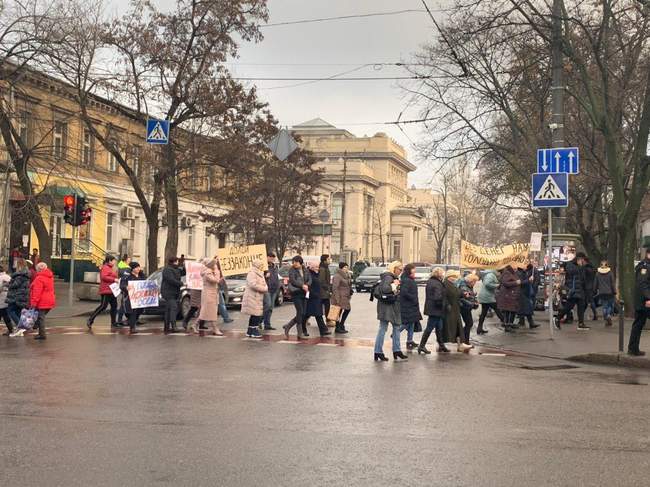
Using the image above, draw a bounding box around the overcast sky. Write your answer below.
[108,0,443,186]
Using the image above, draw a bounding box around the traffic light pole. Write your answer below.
[68,195,76,306]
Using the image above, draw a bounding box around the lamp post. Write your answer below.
[318,209,330,255]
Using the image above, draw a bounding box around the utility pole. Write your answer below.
[68,194,77,306]
[339,152,347,259]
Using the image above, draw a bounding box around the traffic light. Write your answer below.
[63,194,92,226]
[63,195,75,225]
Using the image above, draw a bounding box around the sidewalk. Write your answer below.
[473,314,650,369]
[49,281,98,319]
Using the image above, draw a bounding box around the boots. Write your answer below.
[418,327,432,354]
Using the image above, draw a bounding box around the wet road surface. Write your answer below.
[1,326,649,486]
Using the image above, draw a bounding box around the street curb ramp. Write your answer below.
[568,353,650,370]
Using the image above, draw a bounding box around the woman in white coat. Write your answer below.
[196,258,223,336]
[241,260,268,338]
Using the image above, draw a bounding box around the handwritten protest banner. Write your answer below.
[216,244,268,277]
[127,280,159,309]
[461,240,530,270]
[185,261,204,290]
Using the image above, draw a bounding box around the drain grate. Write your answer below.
[519,364,580,371]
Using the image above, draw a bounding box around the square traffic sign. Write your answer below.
[532,172,569,208]
[146,119,170,144]
[537,147,579,174]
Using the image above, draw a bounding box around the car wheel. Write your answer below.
[275,292,284,306]
[178,295,190,320]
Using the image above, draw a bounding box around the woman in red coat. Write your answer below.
[30,262,56,340]
[496,264,522,333]
[87,255,119,330]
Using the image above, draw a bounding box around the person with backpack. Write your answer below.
[373,261,408,361]
[594,260,616,327]
[282,256,312,339]
[5,258,30,330]
[399,263,422,351]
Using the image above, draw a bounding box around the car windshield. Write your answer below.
[415,267,430,273]
[360,267,384,276]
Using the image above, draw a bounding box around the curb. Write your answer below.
[567,353,650,370]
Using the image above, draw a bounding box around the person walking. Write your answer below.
[0,265,13,335]
[29,262,56,340]
[215,259,234,325]
[161,256,184,334]
[299,261,332,337]
[594,260,616,327]
[241,260,268,338]
[628,246,650,356]
[458,273,480,345]
[476,270,504,334]
[496,264,521,333]
[262,252,280,331]
[197,258,224,336]
[399,263,422,350]
[373,261,408,361]
[319,254,332,319]
[584,258,597,321]
[5,258,30,330]
[555,252,589,330]
[283,256,312,339]
[418,267,448,354]
[444,270,473,352]
[87,255,120,330]
[120,261,145,334]
[330,262,352,334]
[516,265,538,329]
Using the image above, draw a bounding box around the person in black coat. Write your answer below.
[399,264,422,350]
[283,255,313,339]
[517,265,538,329]
[583,258,597,320]
[120,262,146,334]
[161,256,185,333]
[5,259,30,330]
[418,267,448,354]
[556,253,589,329]
[629,247,650,356]
[301,263,332,337]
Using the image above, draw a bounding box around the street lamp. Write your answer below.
[318,209,330,254]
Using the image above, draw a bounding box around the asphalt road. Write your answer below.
[1,291,650,486]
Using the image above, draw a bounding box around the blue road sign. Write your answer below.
[532,172,569,208]
[536,147,579,174]
[146,119,170,144]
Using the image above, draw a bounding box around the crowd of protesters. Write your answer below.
[2,245,649,357]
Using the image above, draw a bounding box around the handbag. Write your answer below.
[18,308,39,330]
[327,304,342,322]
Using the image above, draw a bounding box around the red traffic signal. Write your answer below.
[63,195,75,207]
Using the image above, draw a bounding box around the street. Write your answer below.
[2,293,650,486]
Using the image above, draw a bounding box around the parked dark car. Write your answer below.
[226,273,285,308]
[141,269,190,319]
[355,266,385,292]
[352,260,370,281]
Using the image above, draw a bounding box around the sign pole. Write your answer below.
[548,208,554,339]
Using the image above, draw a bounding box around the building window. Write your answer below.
[82,129,94,165]
[106,213,115,251]
[132,146,141,177]
[18,111,31,145]
[203,229,210,257]
[332,193,343,223]
[53,121,67,160]
[108,151,118,172]
[218,233,226,249]
[427,227,434,240]
[392,239,401,260]
[187,226,194,256]
[129,218,136,242]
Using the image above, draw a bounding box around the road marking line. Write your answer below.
[203,335,225,338]
[316,343,339,347]
[277,340,301,344]
[480,353,507,357]
[62,332,85,335]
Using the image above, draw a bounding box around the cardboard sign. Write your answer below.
[216,244,268,277]
[185,261,204,290]
[461,240,530,270]
[529,232,543,252]
[109,282,121,297]
[127,280,159,309]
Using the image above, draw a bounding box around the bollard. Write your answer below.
[618,300,625,353]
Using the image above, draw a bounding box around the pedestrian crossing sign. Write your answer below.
[146,119,170,144]
[532,172,568,208]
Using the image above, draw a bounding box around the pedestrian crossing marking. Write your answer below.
[147,122,167,141]
[534,174,567,200]
[316,343,340,347]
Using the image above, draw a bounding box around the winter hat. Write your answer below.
[445,269,460,279]
[129,261,140,270]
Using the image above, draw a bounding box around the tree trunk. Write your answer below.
[146,216,159,273]
[163,176,179,259]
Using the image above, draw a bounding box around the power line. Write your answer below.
[260,9,432,28]
[420,0,470,77]
[235,75,441,81]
